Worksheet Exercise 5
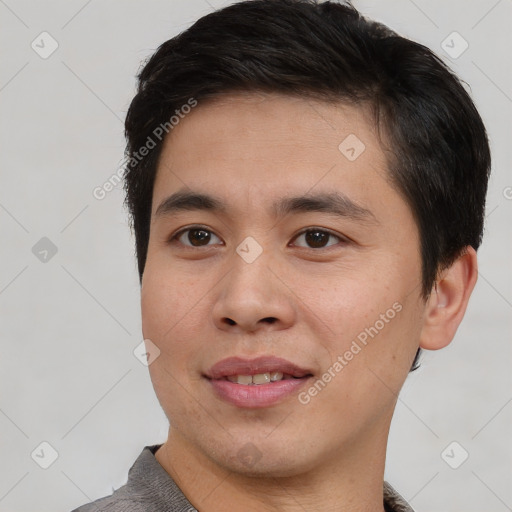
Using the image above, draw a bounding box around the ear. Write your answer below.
[419,246,478,350]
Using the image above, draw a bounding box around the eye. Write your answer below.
[291,228,345,249]
[171,226,222,247]
[169,226,346,250]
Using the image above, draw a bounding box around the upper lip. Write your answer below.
[205,356,313,379]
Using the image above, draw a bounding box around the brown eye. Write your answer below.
[173,227,222,247]
[293,229,342,249]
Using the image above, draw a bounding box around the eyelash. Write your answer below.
[168,225,348,250]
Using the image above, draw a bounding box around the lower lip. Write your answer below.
[208,377,311,408]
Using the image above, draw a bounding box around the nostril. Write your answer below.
[222,317,277,327]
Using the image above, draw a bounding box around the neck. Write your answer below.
[155,423,390,512]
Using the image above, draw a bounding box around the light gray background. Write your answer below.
[1,1,511,511]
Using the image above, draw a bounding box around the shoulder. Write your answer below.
[69,444,197,512]
[69,481,152,512]
[69,445,167,512]
[384,481,415,512]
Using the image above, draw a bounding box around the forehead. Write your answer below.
[152,92,391,212]
[161,92,381,156]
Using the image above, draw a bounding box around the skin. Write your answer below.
[140,92,478,511]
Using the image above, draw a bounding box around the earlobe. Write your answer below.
[419,246,478,350]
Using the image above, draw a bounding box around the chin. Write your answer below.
[208,439,317,479]
[224,456,304,478]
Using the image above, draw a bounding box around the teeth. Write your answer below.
[252,373,271,384]
[226,372,285,385]
[226,374,254,384]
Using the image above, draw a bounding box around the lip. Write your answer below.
[204,356,313,408]
[206,356,312,379]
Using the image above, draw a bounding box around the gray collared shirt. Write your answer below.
[71,445,414,512]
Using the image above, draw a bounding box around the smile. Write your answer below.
[225,372,303,384]
[204,356,313,408]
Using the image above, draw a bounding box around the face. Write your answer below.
[141,92,426,477]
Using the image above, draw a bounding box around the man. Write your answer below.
[72,0,491,510]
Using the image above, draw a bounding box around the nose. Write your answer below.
[211,247,296,334]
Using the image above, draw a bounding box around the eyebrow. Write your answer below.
[154,189,378,224]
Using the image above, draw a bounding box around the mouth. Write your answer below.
[204,356,314,408]
[223,372,304,385]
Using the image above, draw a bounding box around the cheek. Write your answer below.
[141,257,214,379]
[301,268,393,340]
[312,265,422,375]
[141,257,201,339]
[141,270,199,406]
[354,291,424,391]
